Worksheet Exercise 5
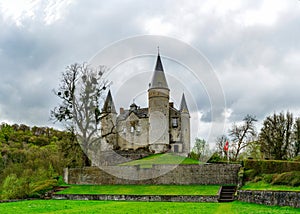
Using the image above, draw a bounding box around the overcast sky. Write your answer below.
[1,0,300,143]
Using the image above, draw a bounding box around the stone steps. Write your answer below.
[218,186,237,202]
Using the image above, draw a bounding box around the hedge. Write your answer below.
[243,160,300,174]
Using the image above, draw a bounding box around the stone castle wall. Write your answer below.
[53,194,219,202]
[238,190,300,208]
[64,164,241,185]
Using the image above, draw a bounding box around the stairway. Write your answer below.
[218,186,237,202]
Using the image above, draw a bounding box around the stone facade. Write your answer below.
[100,53,191,155]
[64,164,241,185]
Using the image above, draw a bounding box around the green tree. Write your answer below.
[259,112,293,160]
[191,138,210,161]
[292,117,300,157]
[0,123,14,143]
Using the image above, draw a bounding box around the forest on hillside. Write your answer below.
[0,123,86,200]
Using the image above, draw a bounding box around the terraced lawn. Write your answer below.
[119,153,201,167]
[0,200,299,214]
[241,181,300,191]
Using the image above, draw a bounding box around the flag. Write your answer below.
[224,141,229,151]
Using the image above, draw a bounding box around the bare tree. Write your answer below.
[260,112,293,160]
[215,135,229,157]
[229,115,257,161]
[51,63,110,165]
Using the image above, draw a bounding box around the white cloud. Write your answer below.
[235,0,290,26]
[144,17,173,36]
[43,0,74,25]
[0,0,74,26]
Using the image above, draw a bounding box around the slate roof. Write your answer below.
[149,53,169,90]
[180,93,189,113]
[102,90,116,113]
[117,107,149,121]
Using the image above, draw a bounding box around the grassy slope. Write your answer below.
[56,184,220,195]
[241,181,300,191]
[119,153,201,167]
[0,200,299,214]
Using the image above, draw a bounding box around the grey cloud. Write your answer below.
[0,0,300,143]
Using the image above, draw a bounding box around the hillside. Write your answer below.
[119,153,201,168]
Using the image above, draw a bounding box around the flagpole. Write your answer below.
[224,141,229,164]
[227,149,229,164]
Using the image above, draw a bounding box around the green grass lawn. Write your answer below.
[56,184,220,195]
[0,200,299,214]
[119,153,201,167]
[241,181,300,191]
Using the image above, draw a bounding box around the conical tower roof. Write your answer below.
[102,90,116,113]
[149,53,169,90]
[180,93,189,114]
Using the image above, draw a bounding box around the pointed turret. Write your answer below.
[180,92,190,155]
[180,93,189,114]
[102,90,116,113]
[100,90,117,154]
[148,51,170,153]
[149,53,169,90]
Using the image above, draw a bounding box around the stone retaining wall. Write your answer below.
[238,190,300,208]
[53,194,218,202]
[64,164,241,185]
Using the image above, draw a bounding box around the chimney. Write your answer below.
[120,107,125,114]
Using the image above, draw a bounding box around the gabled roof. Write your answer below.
[117,107,149,121]
[102,90,116,113]
[149,53,169,90]
[180,93,189,113]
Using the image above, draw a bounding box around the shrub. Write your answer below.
[207,152,223,163]
[293,156,300,162]
[272,171,300,187]
[1,174,29,199]
[189,151,200,161]
[29,179,58,198]
[262,174,275,183]
[253,176,262,183]
[243,169,257,181]
[244,160,300,174]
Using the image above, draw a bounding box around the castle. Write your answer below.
[100,52,190,155]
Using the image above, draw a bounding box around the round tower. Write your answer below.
[148,53,170,153]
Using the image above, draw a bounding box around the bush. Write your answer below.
[253,176,262,183]
[262,174,275,183]
[189,151,200,161]
[272,171,300,187]
[29,179,58,198]
[243,169,257,181]
[207,152,223,163]
[1,174,29,199]
[244,159,300,174]
[293,156,300,162]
